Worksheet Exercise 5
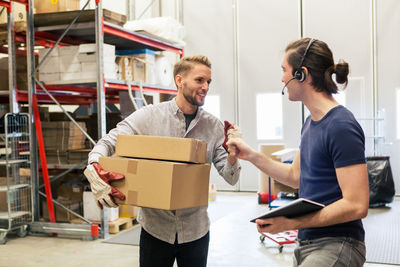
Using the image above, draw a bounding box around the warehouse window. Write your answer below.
[256,93,282,140]
[203,95,220,119]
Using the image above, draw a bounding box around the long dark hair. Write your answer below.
[285,38,349,94]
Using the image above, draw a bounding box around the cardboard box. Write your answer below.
[57,182,84,201]
[259,144,298,195]
[42,198,82,222]
[83,191,119,222]
[40,57,60,73]
[35,0,80,14]
[0,2,27,24]
[0,178,7,210]
[39,47,59,58]
[99,156,211,210]
[116,135,207,164]
[259,144,285,194]
[116,49,155,83]
[119,205,139,218]
[0,177,30,210]
[39,73,60,83]
[79,43,115,56]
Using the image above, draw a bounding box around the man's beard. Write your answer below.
[183,89,204,107]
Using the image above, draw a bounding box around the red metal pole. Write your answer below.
[32,94,56,222]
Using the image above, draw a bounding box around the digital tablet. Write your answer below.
[250,198,325,223]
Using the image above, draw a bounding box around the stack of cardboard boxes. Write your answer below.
[38,44,117,84]
[0,1,80,24]
[0,56,38,92]
[115,49,156,84]
[97,135,211,211]
[41,121,87,165]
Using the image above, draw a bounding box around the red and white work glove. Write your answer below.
[223,120,242,152]
[84,163,126,208]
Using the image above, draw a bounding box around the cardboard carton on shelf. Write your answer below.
[0,2,27,24]
[42,197,82,222]
[115,135,207,164]
[57,182,84,201]
[35,0,80,14]
[98,156,211,210]
[116,49,156,84]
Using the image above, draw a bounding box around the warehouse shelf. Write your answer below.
[34,20,183,54]
[2,0,184,241]
[0,132,30,138]
[1,81,177,104]
[0,159,28,165]
[0,210,31,220]
[0,22,181,104]
[0,183,30,192]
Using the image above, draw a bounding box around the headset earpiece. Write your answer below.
[294,69,305,82]
[293,38,316,83]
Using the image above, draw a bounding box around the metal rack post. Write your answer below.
[7,1,18,113]
[95,0,109,239]
[25,0,39,221]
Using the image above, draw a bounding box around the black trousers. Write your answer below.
[139,228,210,267]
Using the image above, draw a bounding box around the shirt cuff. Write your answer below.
[227,159,241,176]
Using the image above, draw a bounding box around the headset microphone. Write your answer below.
[281,77,295,95]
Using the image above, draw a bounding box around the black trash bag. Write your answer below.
[366,156,395,207]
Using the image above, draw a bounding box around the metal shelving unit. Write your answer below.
[1,0,183,240]
[0,113,33,244]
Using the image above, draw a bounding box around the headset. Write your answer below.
[293,38,316,82]
[281,38,316,95]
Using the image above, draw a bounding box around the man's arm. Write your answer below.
[256,163,369,234]
[88,108,148,163]
[227,138,300,188]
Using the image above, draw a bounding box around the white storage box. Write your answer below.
[83,191,119,222]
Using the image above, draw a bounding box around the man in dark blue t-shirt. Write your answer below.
[227,38,369,267]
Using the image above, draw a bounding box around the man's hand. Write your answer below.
[255,217,297,235]
[223,120,242,152]
[226,137,257,162]
[84,163,126,208]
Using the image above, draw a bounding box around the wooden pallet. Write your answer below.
[108,217,133,234]
[70,217,134,234]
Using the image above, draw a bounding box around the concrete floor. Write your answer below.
[0,192,398,267]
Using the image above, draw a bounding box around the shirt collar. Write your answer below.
[169,97,203,117]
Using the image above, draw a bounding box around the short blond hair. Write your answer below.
[173,55,211,78]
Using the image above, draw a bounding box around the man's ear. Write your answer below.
[303,67,311,83]
[175,74,183,89]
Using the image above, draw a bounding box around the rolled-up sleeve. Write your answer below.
[212,127,241,186]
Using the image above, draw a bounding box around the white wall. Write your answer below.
[95,0,399,194]
[182,0,303,191]
[182,0,400,193]
[236,0,302,191]
[183,0,238,190]
[376,0,400,193]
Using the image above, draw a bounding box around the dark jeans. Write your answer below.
[139,228,210,267]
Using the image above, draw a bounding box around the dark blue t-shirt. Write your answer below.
[298,105,366,241]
